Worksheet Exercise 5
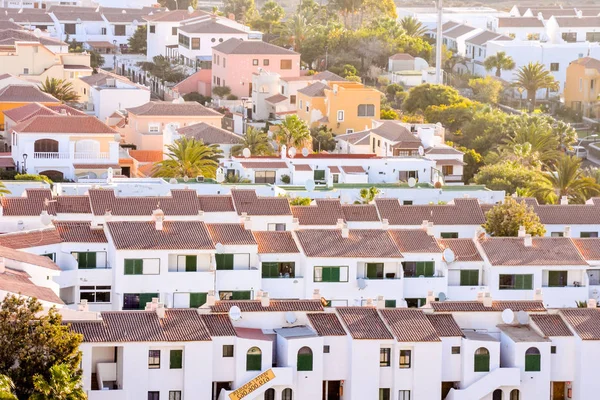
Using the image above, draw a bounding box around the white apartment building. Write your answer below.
[396,6,509,30]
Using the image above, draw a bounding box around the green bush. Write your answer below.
[290,197,311,206]
[14,174,52,184]
[280,174,290,184]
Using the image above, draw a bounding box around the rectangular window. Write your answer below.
[323,345,330,353]
[215,254,234,270]
[124,293,158,310]
[380,348,391,367]
[148,350,160,369]
[357,104,375,117]
[290,95,296,104]
[125,259,160,275]
[402,261,434,277]
[587,32,600,42]
[366,263,384,279]
[399,350,411,368]
[452,346,460,354]
[192,38,200,49]
[337,110,344,121]
[551,346,556,354]
[548,271,568,287]
[403,200,413,205]
[73,252,97,269]
[385,300,396,308]
[379,388,390,400]
[314,169,326,182]
[581,232,599,238]
[442,165,454,175]
[149,25,155,33]
[170,349,183,369]
[299,99,302,109]
[219,291,251,300]
[460,270,479,286]
[174,255,197,272]
[551,232,564,237]
[253,59,259,66]
[398,391,411,400]
[64,23,76,35]
[263,59,270,66]
[149,124,160,133]
[314,266,349,283]
[223,345,234,357]
[178,34,190,48]
[255,170,276,184]
[280,59,292,69]
[169,391,181,400]
[550,63,559,72]
[172,26,178,35]
[332,174,339,184]
[148,392,159,400]
[115,25,126,36]
[267,223,286,231]
[441,232,458,239]
[499,274,533,290]
[262,262,295,278]
[562,32,577,42]
[80,285,111,303]
[101,27,107,35]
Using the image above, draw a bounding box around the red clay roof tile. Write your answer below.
[380,309,440,342]
[336,307,393,340]
[307,313,347,336]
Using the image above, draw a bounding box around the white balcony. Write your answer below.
[447,285,490,301]
[403,276,447,298]
[262,277,304,299]
[542,285,588,308]
[73,152,111,161]
[33,152,70,159]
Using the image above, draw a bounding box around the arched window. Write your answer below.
[39,170,64,181]
[297,347,313,371]
[264,388,275,400]
[282,388,293,400]
[493,389,503,400]
[75,139,100,155]
[510,389,520,400]
[246,347,262,371]
[34,139,59,154]
[525,347,541,372]
[474,347,490,372]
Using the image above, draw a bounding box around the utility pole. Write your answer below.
[435,0,443,84]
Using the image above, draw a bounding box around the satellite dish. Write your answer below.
[33,28,41,38]
[40,210,52,226]
[340,193,352,204]
[288,147,297,158]
[228,306,242,321]
[169,178,177,184]
[121,9,126,13]
[305,179,316,191]
[183,175,189,182]
[407,177,417,187]
[285,311,297,324]
[301,148,309,157]
[242,148,251,158]
[215,242,224,254]
[8,18,13,22]
[438,292,447,302]
[442,248,455,263]
[418,146,425,156]
[501,309,515,324]
[187,5,194,13]
[357,278,367,289]
[517,310,529,325]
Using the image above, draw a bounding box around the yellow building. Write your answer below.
[296,81,381,135]
[565,57,600,118]
[0,85,60,126]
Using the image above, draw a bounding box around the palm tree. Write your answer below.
[153,137,222,178]
[0,375,17,400]
[514,62,558,111]
[231,127,274,156]
[483,52,515,77]
[277,14,314,52]
[40,77,79,103]
[274,115,311,149]
[498,122,561,167]
[0,182,10,196]
[30,364,85,400]
[399,16,428,37]
[531,155,600,204]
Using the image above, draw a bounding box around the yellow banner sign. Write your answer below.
[229,369,276,400]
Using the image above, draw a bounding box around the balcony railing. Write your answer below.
[74,152,110,160]
[34,152,70,159]
[32,152,112,160]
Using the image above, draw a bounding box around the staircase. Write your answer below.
[445,368,521,400]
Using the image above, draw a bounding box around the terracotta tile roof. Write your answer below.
[336,307,393,340]
[201,314,237,336]
[0,157,14,168]
[0,245,60,270]
[3,102,55,123]
[425,146,464,155]
[240,161,288,169]
[89,189,204,216]
[0,268,62,303]
[430,300,546,312]
[68,309,212,342]
[341,204,380,222]
[0,228,62,249]
[129,150,163,163]
[126,101,222,117]
[0,85,58,103]
[296,229,403,258]
[376,198,486,226]
[517,198,600,224]
[199,195,235,212]
[480,237,586,266]
[253,231,299,253]
[46,104,86,116]
[571,57,600,73]
[560,309,600,340]
[438,239,483,262]
[292,199,343,226]
[380,309,440,342]
[212,38,298,55]
[265,94,288,104]
[179,18,247,34]
[497,17,545,27]
[54,196,93,214]
[341,165,365,174]
[211,299,323,313]
[388,229,442,253]
[231,190,291,216]
[107,221,214,250]
[436,159,466,166]
[530,314,573,337]
[426,314,464,337]
[53,221,107,243]
[307,313,347,336]
[572,238,600,260]
[12,115,116,134]
[207,223,256,245]
[297,82,329,97]
[329,166,341,173]
[143,9,209,22]
[555,16,600,27]
[177,122,242,145]
[293,164,312,171]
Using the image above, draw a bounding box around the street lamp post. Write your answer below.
[22,153,27,174]
[113,39,117,74]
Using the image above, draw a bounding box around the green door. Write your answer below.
[138,293,158,310]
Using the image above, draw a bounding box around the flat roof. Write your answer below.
[498,324,551,343]
[463,330,499,342]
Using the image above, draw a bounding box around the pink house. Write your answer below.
[211,38,300,98]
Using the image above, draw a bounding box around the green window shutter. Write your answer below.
[216,254,234,270]
[460,270,468,286]
[415,262,425,277]
[425,262,434,277]
[232,291,251,300]
[515,275,523,289]
[124,259,134,275]
[134,259,143,275]
[77,253,87,269]
[297,354,313,371]
[170,350,183,369]
[523,274,533,290]
[185,255,197,272]
[331,267,340,282]
[225,254,234,269]
[189,292,207,308]
[474,354,490,372]
[139,293,158,310]
[525,354,541,372]
[262,263,278,278]
[247,354,261,371]
[87,252,96,269]
[548,271,559,287]
[367,264,378,279]
[322,267,331,282]
[215,254,224,270]
[461,270,479,286]
[385,300,396,308]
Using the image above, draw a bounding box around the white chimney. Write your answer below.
[281,144,287,159]
[524,234,533,247]
[206,290,216,306]
[365,298,374,307]
[482,292,493,307]
[291,217,299,231]
[425,290,436,306]
[0,257,5,274]
[518,226,526,237]
[341,223,349,238]
[312,289,321,300]
[261,292,270,307]
[243,216,252,230]
[476,291,485,303]
[560,196,568,205]
[564,226,571,238]
[155,303,166,319]
[588,298,597,308]
[197,210,204,221]
[77,299,89,312]
[534,288,543,301]
[381,218,389,230]
[256,290,263,299]
[152,208,164,230]
[426,222,434,236]
[336,219,344,229]
[421,220,429,230]
[376,295,385,309]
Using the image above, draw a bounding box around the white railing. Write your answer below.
[74,152,110,160]
[33,152,70,159]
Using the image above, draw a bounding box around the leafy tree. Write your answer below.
[458,107,510,155]
[277,14,314,53]
[40,77,79,103]
[231,127,274,156]
[183,92,210,105]
[403,83,461,113]
[252,0,285,39]
[153,137,222,178]
[274,115,311,148]
[290,197,311,205]
[128,25,147,54]
[380,108,398,119]
[212,86,232,99]
[468,76,503,104]
[396,34,432,60]
[0,375,16,400]
[424,101,476,132]
[310,126,336,152]
[530,155,600,204]
[399,16,428,37]
[329,63,358,78]
[483,51,515,77]
[89,50,104,70]
[30,364,85,400]
[458,146,483,183]
[0,296,82,399]
[385,83,403,96]
[140,55,186,84]
[483,197,546,237]
[358,187,380,204]
[514,62,559,111]
[473,161,540,194]
[223,0,256,23]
